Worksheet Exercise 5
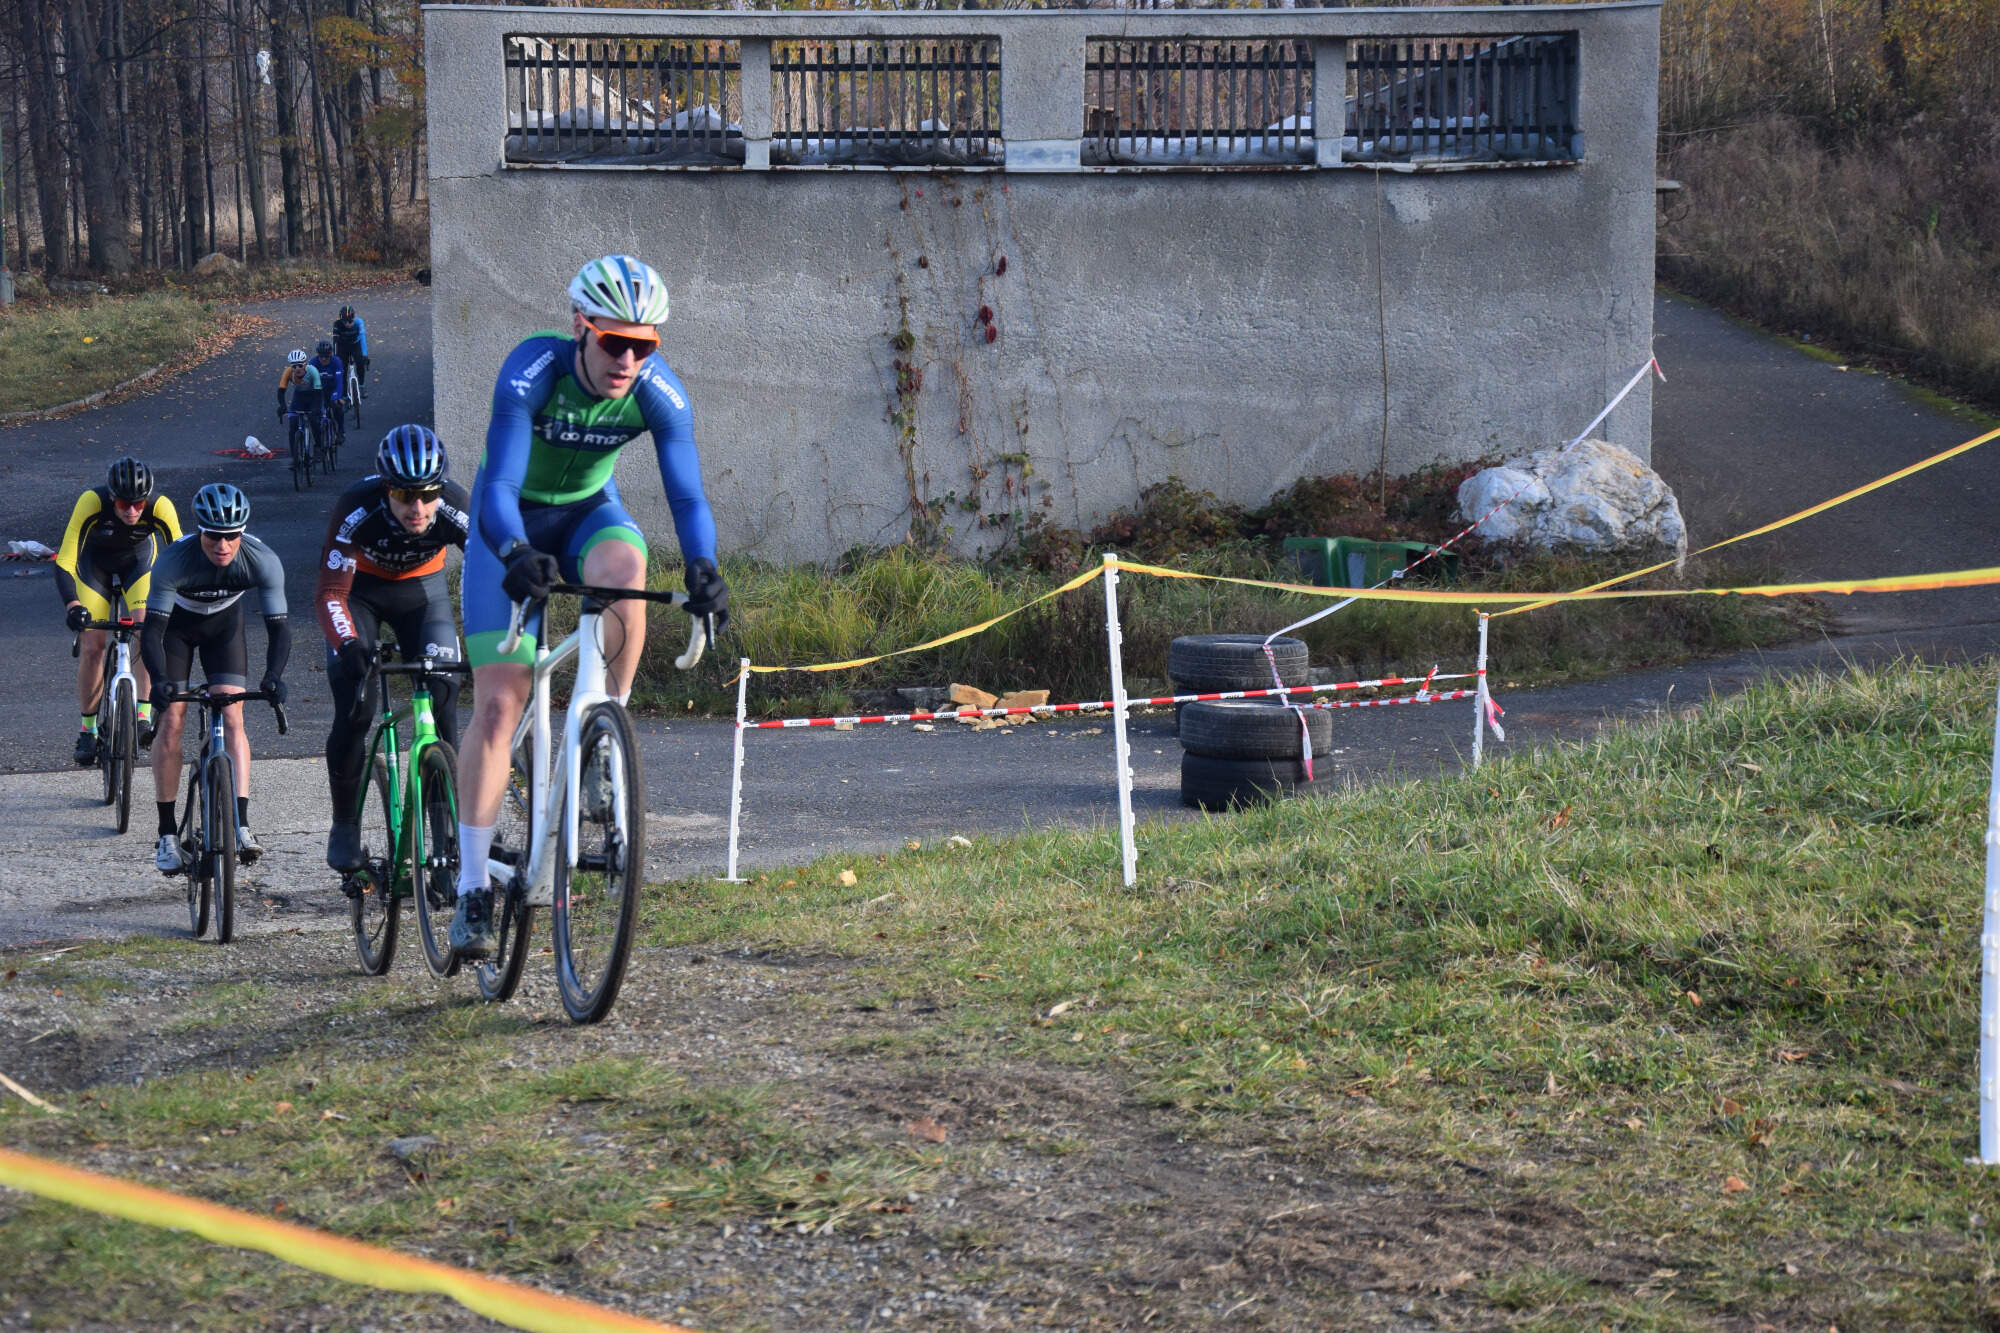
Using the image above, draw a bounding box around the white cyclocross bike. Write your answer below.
[473,582,710,1023]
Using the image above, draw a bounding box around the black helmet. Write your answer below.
[376,425,447,488]
[191,482,250,534]
[338,305,355,319]
[106,457,155,504]
[315,340,334,356]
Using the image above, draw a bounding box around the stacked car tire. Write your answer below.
[1168,635,1331,810]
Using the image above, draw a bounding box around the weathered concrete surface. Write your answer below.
[428,4,1662,563]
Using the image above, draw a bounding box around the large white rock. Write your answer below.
[193,251,243,277]
[1455,438,1687,563]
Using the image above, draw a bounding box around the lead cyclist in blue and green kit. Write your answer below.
[450,254,730,958]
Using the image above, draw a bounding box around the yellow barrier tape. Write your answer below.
[1492,422,2000,618]
[741,564,1103,675]
[1109,558,2000,604]
[0,1146,696,1333]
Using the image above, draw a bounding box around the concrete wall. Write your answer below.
[427,4,1662,565]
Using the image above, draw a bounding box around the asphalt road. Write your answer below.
[1,283,1996,947]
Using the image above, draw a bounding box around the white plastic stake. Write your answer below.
[1473,613,1490,770]
[721,657,750,883]
[1980,667,2000,1162]
[1102,551,1138,887]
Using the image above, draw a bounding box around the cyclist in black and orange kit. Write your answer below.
[54,458,182,764]
[317,425,470,872]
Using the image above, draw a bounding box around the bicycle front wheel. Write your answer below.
[347,371,362,429]
[412,741,461,979]
[208,755,239,944]
[351,756,399,975]
[553,702,645,1024]
[475,744,535,1003]
[290,422,308,491]
[109,679,135,834]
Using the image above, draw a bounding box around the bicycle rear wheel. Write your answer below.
[553,702,645,1024]
[412,741,461,978]
[475,744,534,1002]
[208,755,239,944]
[180,776,209,939]
[350,756,399,975]
[109,679,135,834]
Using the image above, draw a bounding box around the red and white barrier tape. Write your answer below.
[742,672,1474,730]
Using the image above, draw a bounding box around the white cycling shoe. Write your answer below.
[155,835,186,876]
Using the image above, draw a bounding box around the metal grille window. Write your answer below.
[1083,40,1313,167]
[771,40,1001,168]
[1346,35,1579,165]
[506,36,743,167]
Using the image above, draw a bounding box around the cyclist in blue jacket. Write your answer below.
[333,306,369,397]
[447,254,729,958]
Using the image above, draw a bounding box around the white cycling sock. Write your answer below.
[457,822,494,899]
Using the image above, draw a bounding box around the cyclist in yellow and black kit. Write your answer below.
[55,457,182,765]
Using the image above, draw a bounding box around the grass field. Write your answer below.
[1,659,1991,1328]
[0,291,224,416]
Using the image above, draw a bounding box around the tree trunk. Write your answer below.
[366,0,392,250]
[61,0,136,274]
[14,0,71,274]
[299,0,339,253]
[174,10,208,264]
[342,0,375,252]
[267,15,305,255]
[232,0,270,261]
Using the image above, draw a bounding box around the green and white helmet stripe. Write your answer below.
[569,255,671,326]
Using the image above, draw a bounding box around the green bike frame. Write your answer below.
[359,673,452,903]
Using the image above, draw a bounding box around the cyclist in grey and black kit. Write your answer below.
[141,483,291,874]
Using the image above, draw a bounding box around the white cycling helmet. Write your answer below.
[569,255,670,327]
[286,348,308,365]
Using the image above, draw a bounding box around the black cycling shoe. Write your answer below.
[327,820,364,873]
[73,732,98,766]
[449,890,495,959]
[138,717,157,748]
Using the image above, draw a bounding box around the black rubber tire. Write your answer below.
[1179,751,1329,811]
[476,746,535,1003]
[553,702,645,1024]
[111,679,135,833]
[182,785,210,939]
[1167,634,1309,692]
[1179,698,1331,760]
[350,757,398,976]
[209,756,238,944]
[413,742,463,979]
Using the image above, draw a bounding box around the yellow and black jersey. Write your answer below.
[54,487,183,619]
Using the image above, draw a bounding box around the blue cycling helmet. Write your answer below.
[376,424,446,488]
[191,482,249,534]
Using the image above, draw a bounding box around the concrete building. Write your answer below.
[427,3,1661,564]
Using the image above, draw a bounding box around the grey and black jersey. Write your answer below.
[145,531,289,619]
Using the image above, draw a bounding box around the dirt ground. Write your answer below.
[0,907,1689,1333]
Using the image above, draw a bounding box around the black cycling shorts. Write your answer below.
[160,603,250,691]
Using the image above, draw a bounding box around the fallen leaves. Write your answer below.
[836,869,857,887]
[906,1117,948,1143]
[1723,1175,1750,1194]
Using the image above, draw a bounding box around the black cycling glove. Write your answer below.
[336,638,374,680]
[684,558,730,614]
[65,604,91,632]
[261,674,287,706]
[150,679,176,711]
[502,544,561,604]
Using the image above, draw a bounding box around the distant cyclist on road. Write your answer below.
[317,425,470,872]
[54,457,182,764]
[142,483,291,874]
[277,348,324,439]
[333,305,369,398]
[448,254,729,958]
[309,341,347,416]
